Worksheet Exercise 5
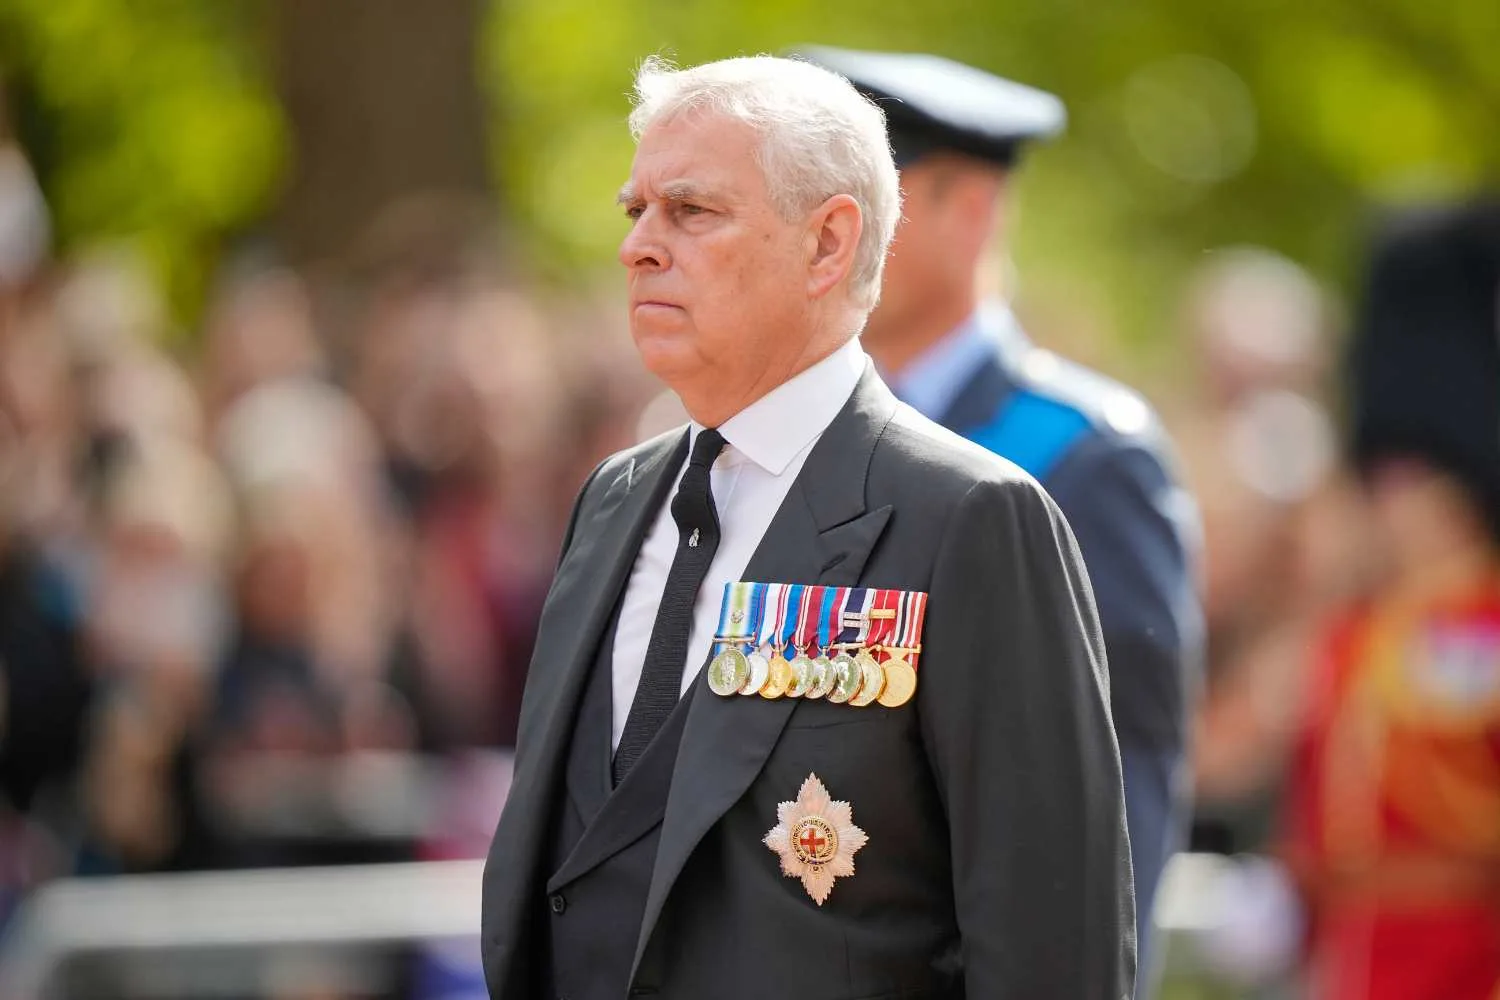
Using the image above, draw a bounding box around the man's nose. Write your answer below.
[619,211,669,271]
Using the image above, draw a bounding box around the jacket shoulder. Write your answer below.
[880,402,1049,504]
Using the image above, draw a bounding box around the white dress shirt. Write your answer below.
[609,338,867,750]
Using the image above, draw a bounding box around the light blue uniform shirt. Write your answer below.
[888,304,1021,421]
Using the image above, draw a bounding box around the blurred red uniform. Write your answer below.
[1285,582,1500,1000]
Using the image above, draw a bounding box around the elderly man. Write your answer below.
[481,56,1134,999]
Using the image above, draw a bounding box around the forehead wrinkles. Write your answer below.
[628,115,769,205]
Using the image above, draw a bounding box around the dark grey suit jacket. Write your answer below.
[482,366,1135,999]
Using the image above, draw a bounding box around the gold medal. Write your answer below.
[877,654,918,708]
[805,656,836,699]
[786,652,816,698]
[849,650,886,707]
[762,651,793,699]
[708,647,751,697]
[827,652,862,704]
[741,649,771,695]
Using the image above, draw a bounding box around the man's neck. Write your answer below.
[862,292,977,381]
[678,335,852,428]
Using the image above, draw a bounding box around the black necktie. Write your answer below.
[613,428,727,784]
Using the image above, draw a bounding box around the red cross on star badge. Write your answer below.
[763,773,867,905]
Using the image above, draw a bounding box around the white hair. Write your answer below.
[629,55,901,314]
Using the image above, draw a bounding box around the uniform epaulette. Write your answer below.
[963,344,1162,481]
[1010,346,1160,444]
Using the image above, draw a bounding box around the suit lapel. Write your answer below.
[486,430,686,965]
[632,367,899,974]
[547,681,700,893]
[518,432,687,796]
[563,617,615,827]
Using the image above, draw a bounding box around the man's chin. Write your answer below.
[631,334,701,386]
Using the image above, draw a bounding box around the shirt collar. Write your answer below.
[889,302,1029,420]
[691,337,867,476]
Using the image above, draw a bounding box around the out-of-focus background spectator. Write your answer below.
[0,1,1494,998]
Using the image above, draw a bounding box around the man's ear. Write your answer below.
[805,194,863,300]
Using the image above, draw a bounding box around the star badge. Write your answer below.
[763,773,867,905]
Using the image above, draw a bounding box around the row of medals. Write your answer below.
[707,642,918,708]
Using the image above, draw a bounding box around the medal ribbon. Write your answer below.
[779,584,805,654]
[756,583,786,652]
[833,587,871,646]
[866,589,900,655]
[713,581,734,649]
[818,586,848,654]
[715,581,754,643]
[894,590,929,670]
[794,585,825,655]
[744,581,767,650]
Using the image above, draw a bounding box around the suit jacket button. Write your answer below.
[549,892,567,915]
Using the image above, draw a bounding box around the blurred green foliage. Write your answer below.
[0,0,285,326]
[3,0,1498,362]
[486,0,1500,375]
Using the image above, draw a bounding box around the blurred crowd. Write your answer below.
[1172,246,1368,859]
[0,146,659,920]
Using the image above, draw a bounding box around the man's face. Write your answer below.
[618,113,811,395]
[864,157,1004,349]
[869,164,950,340]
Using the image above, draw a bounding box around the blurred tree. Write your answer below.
[0,0,495,321]
[0,0,285,322]
[483,0,1500,372]
[269,0,493,269]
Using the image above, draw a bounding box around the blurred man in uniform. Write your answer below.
[801,46,1203,991]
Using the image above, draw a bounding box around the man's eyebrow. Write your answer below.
[659,180,712,202]
[616,180,717,206]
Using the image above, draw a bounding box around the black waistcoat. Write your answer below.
[540,606,698,1000]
